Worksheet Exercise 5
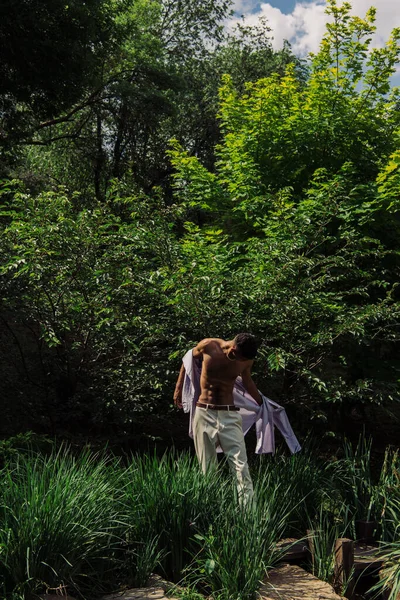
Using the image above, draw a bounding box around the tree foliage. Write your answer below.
[0,183,182,432]
[0,0,399,437]
[0,0,118,145]
[168,1,400,426]
[16,0,301,199]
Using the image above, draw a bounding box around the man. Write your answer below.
[174,333,261,504]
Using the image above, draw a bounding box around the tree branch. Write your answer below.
[35,69,136,131]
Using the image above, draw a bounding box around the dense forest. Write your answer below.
[1,0,399,446]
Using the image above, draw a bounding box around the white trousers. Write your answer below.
[193,406,254,505]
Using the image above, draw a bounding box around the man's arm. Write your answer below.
[241,364,262,406]
[192,338,210,361]
[174,339,210,408]
[173,363,185,408]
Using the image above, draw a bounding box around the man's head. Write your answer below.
[232,333,258,360]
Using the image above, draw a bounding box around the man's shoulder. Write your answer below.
[194,338,225,358]
[197,338,225,349]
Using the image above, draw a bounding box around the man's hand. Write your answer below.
[241,365,262,405]
[173,393,183,409]
[173,364,185,409]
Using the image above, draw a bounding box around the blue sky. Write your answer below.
[248,0,298,13]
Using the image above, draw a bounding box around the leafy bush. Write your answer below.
[168,0,400,428]
[1,2,400,439]
[0,184,180,434]
[0,432,54,467]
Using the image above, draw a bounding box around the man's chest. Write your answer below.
[203,355,241,379]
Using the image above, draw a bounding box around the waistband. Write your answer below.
[196,403,240,411]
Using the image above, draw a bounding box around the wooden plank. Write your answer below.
[275,536,384,581]
[103,587,172,600]
[260,564,342,600]
[307,529,316,572]
[276,537,384,577]
[276,538,309,562]
[354,543,384,574]
[334,538,354,598]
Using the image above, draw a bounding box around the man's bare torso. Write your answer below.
[195,338,252,405]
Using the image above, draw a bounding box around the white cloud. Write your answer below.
[228,0,400,57]
[231,0,258,14]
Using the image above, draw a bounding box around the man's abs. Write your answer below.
[196,344,244,406]
[198,377,235,405]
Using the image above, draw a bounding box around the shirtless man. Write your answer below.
[174,333,261,504]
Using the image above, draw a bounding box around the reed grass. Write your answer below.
[0,439,398,600]
[121,452,228,583]
[0,448,126,599]
[306,501,353,585]
[253,443,330,536]
[329,435,400,542]
[341,435,375,522]
[371,539,400,600]
[376,448,400,542]
[185,474,292,600]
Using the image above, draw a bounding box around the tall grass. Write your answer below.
[340,435,375,522]
[252,441,330,536]
[0,448,125,599]
[122,450,326,599]
[330,435,400,542]
[306,501,353,586]
[376,448,400,542]
[185,473,293,600]
[0,439,398,600]
[371,540,400,600]
[0,449,232,598]
[0,447,304,600]
[122,452,228,583]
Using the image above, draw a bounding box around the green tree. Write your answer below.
[20,0,234,199]
[2,0,399,438]
[21,3,302,200]
[167,0,400,428]
[165,19,303,175]
[170,2,400,226]
[0,183,179,433]
[0,0,117,146]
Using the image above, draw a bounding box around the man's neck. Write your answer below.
[223,340,236,360]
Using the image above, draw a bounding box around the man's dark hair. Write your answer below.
[234,333,258,360]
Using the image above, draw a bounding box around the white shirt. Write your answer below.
[181,349,301,454]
